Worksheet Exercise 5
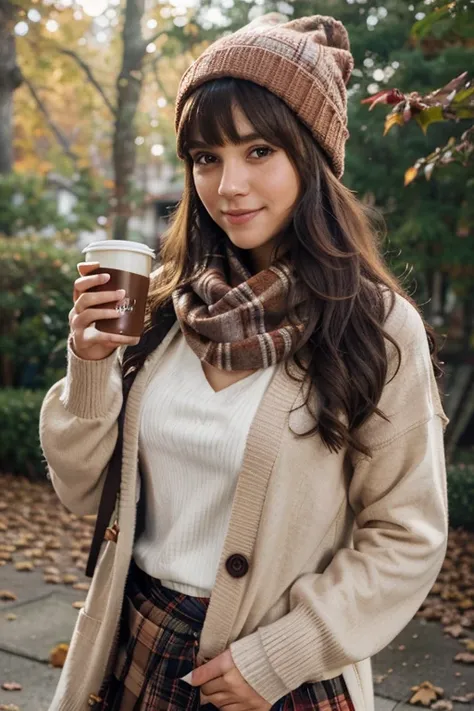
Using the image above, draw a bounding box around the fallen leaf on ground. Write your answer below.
[72,601,85,609]
[49,643,69,668]
[22,548,43,558]
[5,613,17,621]
[14,561,34,572]
[373,674,387,684]
[0,703,21,711]
[0,590,17,601]
[454,652,474,664]
[44,575,62,584]
[72,582,90,592]
[444,624,467,638]
[451,693,474,703]
[461,639,474,652]
[1,682,22,691]
[43,566,60,576]
[431,701,453,711]
[62,574,78,585]
[409,681,444,706]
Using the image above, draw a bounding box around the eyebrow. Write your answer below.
[187,132,265,150]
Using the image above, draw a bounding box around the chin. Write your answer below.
[223,230,274,251]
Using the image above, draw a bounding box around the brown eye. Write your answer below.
[194,153,217,165]
[251,146,274,159]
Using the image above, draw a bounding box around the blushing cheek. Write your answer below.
[268,175,297,215]
[194,175,219,219]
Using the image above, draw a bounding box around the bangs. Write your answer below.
[179,78,292,153]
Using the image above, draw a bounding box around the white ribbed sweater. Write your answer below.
[134,331,276,596]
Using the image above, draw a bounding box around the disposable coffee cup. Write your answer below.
[82,240,156,338]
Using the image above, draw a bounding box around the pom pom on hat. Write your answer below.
[285,15,351,51]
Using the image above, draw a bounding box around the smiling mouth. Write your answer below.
[223,209,263,225]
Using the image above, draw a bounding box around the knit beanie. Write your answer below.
[175,13,354,179]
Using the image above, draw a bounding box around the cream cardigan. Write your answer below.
[39,290,449,711]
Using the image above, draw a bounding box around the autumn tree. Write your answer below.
[6,1,211,239]
[0,1,24,174]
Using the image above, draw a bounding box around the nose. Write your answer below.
[217,160,249,198]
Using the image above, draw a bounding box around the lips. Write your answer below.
[222,208,263,225]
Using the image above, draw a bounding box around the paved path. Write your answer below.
[1,567,473,711]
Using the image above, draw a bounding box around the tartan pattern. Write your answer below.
[172,242,308,371]
[98,561,356,711]
[175,15,354,178]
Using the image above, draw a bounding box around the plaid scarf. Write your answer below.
[172,243,309,371]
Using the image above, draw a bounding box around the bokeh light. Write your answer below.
[27,9,42,22]
[14,21,29,36]
[46,19,59,32]
[78,0,108,17]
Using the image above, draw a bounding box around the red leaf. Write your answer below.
[361,89,404,110]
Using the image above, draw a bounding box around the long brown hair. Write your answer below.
[146,78,442,457]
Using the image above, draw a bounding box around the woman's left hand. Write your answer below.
[187,649,272,710]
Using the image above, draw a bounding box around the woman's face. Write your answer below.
[188,105,300,272]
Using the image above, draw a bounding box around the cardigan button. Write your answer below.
[225,553,249,578]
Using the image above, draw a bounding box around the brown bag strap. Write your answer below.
[85,365,139,579]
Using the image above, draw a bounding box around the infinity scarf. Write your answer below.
[172,243,309,371]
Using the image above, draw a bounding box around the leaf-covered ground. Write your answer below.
[0,474,93,595]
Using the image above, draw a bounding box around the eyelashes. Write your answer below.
[192,145,276,165]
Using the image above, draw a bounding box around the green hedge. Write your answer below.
[446,461,474,531]
[1,387,474,533]
[0,388,48,477]
[0,235,80,390]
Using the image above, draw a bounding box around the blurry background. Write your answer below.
[0,3,474,709]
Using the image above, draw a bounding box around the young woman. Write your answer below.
[40,13,449,711]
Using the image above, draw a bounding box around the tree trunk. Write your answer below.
[0,1,23,174]
[112,0,147,240]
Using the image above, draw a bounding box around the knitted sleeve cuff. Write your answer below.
[229,631,289,705]
[60,337,122,419]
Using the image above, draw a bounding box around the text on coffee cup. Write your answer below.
[116,296,137,314]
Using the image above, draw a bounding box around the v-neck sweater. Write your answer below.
[39,289,449,711]
[134,330,276,596]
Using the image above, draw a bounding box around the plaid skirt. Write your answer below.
[97,560,355,711]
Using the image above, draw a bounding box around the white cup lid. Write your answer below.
[82,240,155,259]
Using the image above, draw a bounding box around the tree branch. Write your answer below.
[147,29,169,45]
[59,48,117,117]
[22,75,79,164]
[147,55,172,103]
[142,29,168,54]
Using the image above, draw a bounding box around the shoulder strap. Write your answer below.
[85,366,139,578]
[85,302,177,579]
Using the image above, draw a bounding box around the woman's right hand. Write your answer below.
[69,262,141,361]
